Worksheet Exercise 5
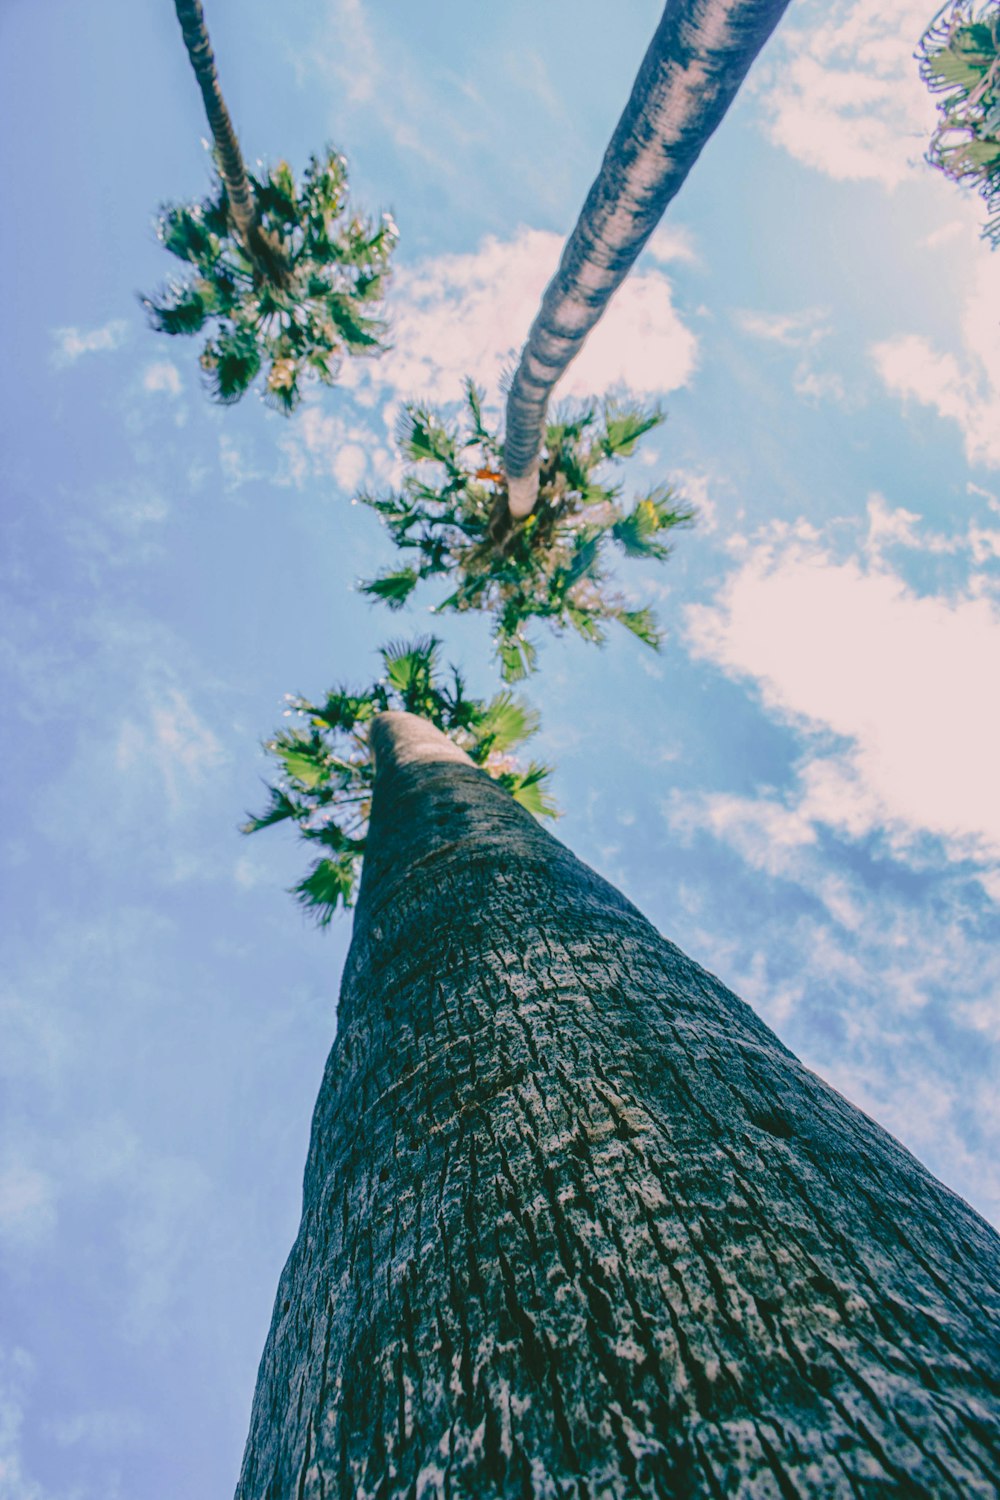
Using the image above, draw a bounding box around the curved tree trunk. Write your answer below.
[173,0,287,284]
[236,711,1000,1497]
[503,0,791,517]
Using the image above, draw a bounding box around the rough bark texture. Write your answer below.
[504,0,791,515]
[237,712,1000,1498]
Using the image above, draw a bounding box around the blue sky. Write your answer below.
[2,0,999,1494]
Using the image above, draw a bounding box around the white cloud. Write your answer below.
[51,319,127,366]
[757,0,935,188]
[685,507,1000,876]
[644,225,699,266]
[792,367,847,404]
[279,229,697,489]
[278,407,392,489]
[735,307,846,405]
[872,239,1000,469]
[365,227,697,408]
[735,306,830,348]
[142,362,181,397]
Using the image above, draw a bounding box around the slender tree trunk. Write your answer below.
[236,711,1000,1497]
[173,0,287,284]
[504,0,791,517]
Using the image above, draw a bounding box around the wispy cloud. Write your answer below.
[278,407,395,490]
[51,319,128,367]
[735,306,831,349]
[142,362,182,397]
[114,689,226,815]
[734,306,847,404]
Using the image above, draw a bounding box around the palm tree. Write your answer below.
[503,0,792,517]
[142,0,396,410]
[236,710,1000,1496]
[243,636,555,920]
[919,1,1000,246]
[359,382,694,681]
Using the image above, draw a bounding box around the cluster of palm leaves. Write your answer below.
[143,149,396,409]
[243,637,556,921]
[360,382,694,681]
[919,1,1000,245]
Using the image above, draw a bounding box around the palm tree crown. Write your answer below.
[360,382,694,681]
[145,0,396,408]
[243,637,555,923]
[919,1,1000,246]
[144,150,396,411]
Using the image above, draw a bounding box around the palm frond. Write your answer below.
[478,692,540,753]
[354,382,690,679]
[293,855,361,923]
[600,404,665,458]
[381,636,440,694]
[499,764,559,819]
[612,487,695,558]
[143,146,396,405]
[142,284,209,336]
[200,330,261,404]
[246,637,557,924]
[360,568,420,610]
[616,606,663,649]
[919,2,1000,245]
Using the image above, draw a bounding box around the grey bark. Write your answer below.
[173,0,287,284]
[237,711,1000,1497]
[503,0,792,516]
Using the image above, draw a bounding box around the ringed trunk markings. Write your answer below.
[503,0,793,516]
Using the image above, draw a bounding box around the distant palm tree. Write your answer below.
[142,0,396,410]
[919,1,1000,246]
[243,636,555,921]
[503,0,791,517]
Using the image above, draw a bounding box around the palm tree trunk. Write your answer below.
[173,0,287,284]
[504,0,791,518]
[236,711,1000,1497]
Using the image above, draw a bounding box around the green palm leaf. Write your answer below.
[919,2,1000,247]
[358,384,693,680]
[245,637,557,923]
[360,568,420,610]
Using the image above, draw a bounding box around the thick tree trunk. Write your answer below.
[173,0,288,285]
[504,0,791,517]
[236,711,1000,1497]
